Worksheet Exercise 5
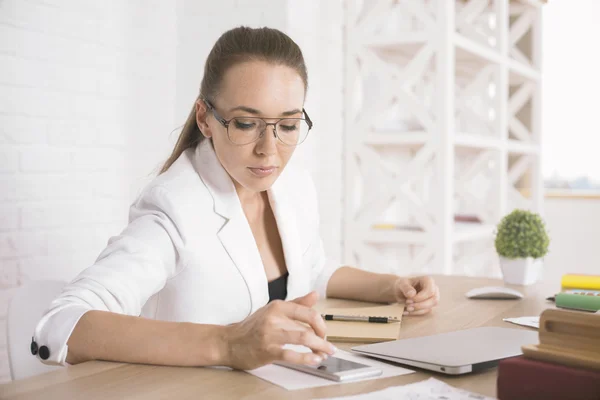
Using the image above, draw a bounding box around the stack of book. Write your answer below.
[554,273,600,312]
[497,308,600,399]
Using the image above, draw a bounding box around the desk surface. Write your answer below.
[1,275,558,400]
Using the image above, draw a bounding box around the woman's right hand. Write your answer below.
[222,291,336,370]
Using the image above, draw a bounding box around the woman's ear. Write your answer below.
[195,99,212,138]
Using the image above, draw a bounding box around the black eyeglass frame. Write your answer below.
[201,98,313,146]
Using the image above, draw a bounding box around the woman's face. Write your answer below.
[197,61,306,195]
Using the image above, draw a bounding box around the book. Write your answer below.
[561,273,600,290]
[497,356,600,400]
[555,291,600,312]
[320,304,404,343]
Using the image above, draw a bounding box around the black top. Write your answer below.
[268,272,289,302]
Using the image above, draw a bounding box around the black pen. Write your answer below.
[321,314,400,323]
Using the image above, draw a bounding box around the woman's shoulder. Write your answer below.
[154,148,199,187]
[133,148,212,211]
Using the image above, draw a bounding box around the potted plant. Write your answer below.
[494,209,550,285]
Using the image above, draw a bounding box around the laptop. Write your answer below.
[351,327,538,375]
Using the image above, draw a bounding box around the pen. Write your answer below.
[321,314,400,323]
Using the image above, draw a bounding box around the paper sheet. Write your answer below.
[245,345,413,391]
[502,316,540,329]
[315,377,495,400]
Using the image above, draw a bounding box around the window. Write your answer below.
[542,0,600,191]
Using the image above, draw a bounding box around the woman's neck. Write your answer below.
[234,182,266,211]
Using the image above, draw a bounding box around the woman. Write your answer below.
[32,26,439,371]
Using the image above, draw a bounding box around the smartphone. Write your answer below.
[274,355,383,382]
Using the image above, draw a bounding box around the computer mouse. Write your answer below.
[465,286,524,300]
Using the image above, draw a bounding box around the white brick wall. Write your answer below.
[0,0,176,382]
[0,151,18,172]
[0,0,345,383]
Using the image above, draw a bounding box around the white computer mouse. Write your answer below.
[465,286,524,300]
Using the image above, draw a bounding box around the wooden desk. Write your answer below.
[0,275,559,400]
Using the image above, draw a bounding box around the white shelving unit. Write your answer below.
[343,0,545,277]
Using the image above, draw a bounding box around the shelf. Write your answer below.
[344,1,544,274]
[513,0,546,9]
[455,133,501,150]
[361,32,429,48]
[509,60,541,83]
[363,227,428,245]
[454,135,540,155]
[363,131,429,147]
[454,32,503,66]
[453,222,495,243]
[454,32,540,84]
[360,31,540,85]
[507,139,540,154]
[362,133,540,154]
[366,222,494,244]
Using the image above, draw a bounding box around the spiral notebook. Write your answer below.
[322,304,405,343]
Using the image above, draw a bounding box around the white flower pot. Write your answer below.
[499,256,543,286]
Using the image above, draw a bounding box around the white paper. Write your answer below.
[315,377,495,400]
[502,316,540,329]
[245,345,413,391]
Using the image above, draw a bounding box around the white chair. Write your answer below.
[6,280,66,380]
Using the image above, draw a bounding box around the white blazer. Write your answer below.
[33,139,339,366]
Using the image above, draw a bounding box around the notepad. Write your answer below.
[321,304,405,343]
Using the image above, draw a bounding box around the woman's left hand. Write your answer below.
[393,276,440,316]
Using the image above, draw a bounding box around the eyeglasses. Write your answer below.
[202,99,313,146]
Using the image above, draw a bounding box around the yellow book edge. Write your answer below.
[561,274,600,290]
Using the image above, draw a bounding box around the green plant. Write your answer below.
[495,209,550,259]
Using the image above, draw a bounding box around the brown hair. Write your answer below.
[160,26,308,173]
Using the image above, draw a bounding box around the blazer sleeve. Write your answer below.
[308,235,341,299]
[302,173,341,298]
[33,185,185,366]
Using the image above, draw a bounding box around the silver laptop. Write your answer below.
[351,327,538,375]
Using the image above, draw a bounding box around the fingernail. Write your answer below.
[312,355,323,364]
[403,311,409,315]
[331,345,338,354]
[406,299,414,304]
[407,306,415,312]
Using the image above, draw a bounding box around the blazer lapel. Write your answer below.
[192,140,310,312]
[268,171,311,301]
[193,140,269,314]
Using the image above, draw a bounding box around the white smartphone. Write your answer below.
[274,355,383,382]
